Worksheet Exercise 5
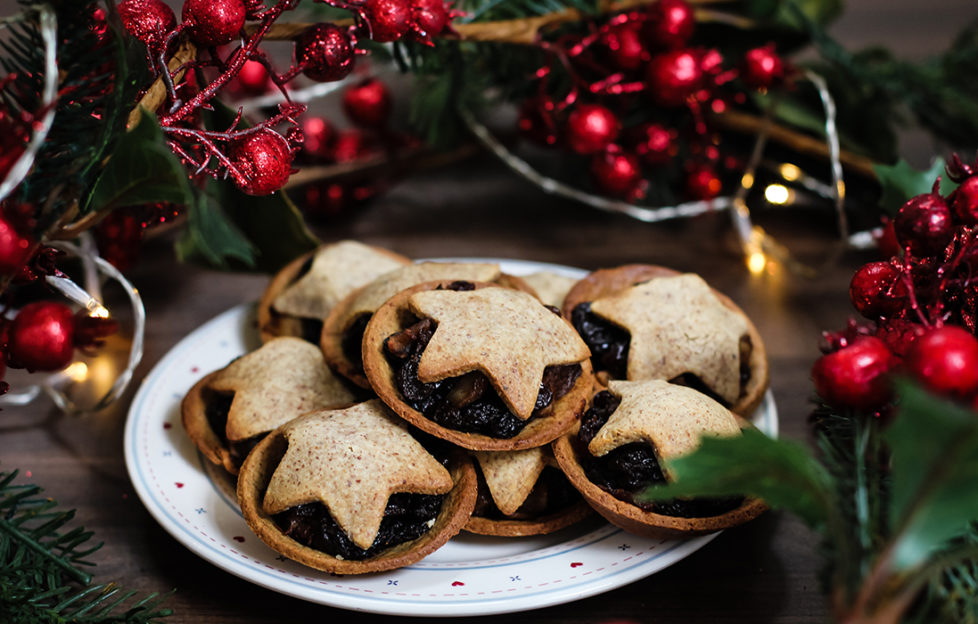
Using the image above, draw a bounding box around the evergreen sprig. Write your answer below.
[0,470,173,624]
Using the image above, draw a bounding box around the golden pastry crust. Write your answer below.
[181,372,238,474]
[362,281,594,451]
[237,405,478,574]
[321,262,535,388]
[562,264,769,417]
[463,501,593,537]
[552,383,767,540]
[257,241,410,343]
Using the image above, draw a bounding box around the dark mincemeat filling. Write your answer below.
[203,389,261,466]
[273,493,444,560]
[578,390,742,518]
[383,283,582,438]
[472,465,581,521]
[571,301,752,406]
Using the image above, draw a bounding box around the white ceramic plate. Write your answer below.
[124,259,778,617]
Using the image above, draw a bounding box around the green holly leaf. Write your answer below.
[874,158,957,216]
[636,428,835,529]
[85,108,193,214]
[886,382,978,572]
[174,191,256,269]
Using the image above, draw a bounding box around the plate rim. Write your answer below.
[123,257,778,616]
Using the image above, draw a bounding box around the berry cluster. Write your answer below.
[516,0,786,202]
[812,156,978,412]
[117,0,458,197]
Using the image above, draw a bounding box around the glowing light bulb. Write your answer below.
[747,252,767,275]
[62,362,89,383]
[779,163,801,182]
[89,304,110,319]
[764,184,791,205]
[740,173,755,190]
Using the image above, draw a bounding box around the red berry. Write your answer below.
[0,217,34,275]
[118,0,176,52]
[233,59,271,95]
[647,49,703,107]
[300,116,335,160]
[643,0,695,49]
[875,318,927,358]
[565,104,620,155]
[685,164,722,200]
[627,122,675,166]
[296,24,355,83]
[342,78,392,128]
[364,0,412,42]
[894,192,953,257]
[849,261,907,319]
[905,326,978,399]
[332,129,369,163]
[811,336,898,410]
[181,0,245,47]
[517,97,558,146]
[874,217,901,259]
[7,302,76,372]
[741,44,784,89]
[952,176,978,224]
[590,149,644,199]
[410,0,449,38]
[599,24,646,72]
[228,130,293,196]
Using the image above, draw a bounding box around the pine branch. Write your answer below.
[0,470,173,624]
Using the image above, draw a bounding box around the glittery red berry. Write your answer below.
[332,129,369,163]
[875,318,927,358]
[599,24,646,72]
[301,116,335,160]
[741,44,784,89]
[647,49,703,107]
[181,0,246,47]
[233,59,271,95]
[342,78,392,128]
[119,0,177,53]
[228,130,293,196]
[0,216,34,275]
[296,23,356,83]
[905,326,978,399]
[643,0,695,49]
[894,192,953,256]
[410,0,449,38]
[685,164,722,200]
[7,301,76,372]
[811,336,898,410]
[628,122,675,166]
[364,0,412,42]
[590,149,644,199]
[952,176,978,225]
[565,104,620,155]
[849,261,908,320]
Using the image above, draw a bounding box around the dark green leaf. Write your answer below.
[873,159,955,216]
[766,0,843,30]
[174,191,256,269]
[636,428,834,529]
[85,109,193,214]
[208,180,319,273]
[886,382,978,572]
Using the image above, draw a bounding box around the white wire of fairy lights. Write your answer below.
[0,4,58,203]
[459,70,850,274]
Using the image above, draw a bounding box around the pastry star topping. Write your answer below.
[409,287,591,420]
[473,447,547,516]
[344,262,502,323]
[588,380,741,479]
[589,273,749,404]
[273,241,408,319]
[208,337,356,440]
[262,400,454,550]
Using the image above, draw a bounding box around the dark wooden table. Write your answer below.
[2,1,973,621]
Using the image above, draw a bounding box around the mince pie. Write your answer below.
[181,337,356,474]
[553,379,766,538]
[237,400,477,574]
[322,262,534,388]
[563,265,769,416]
[465,446,591,537]
[258,240,410,343]
[362,280,594,451]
